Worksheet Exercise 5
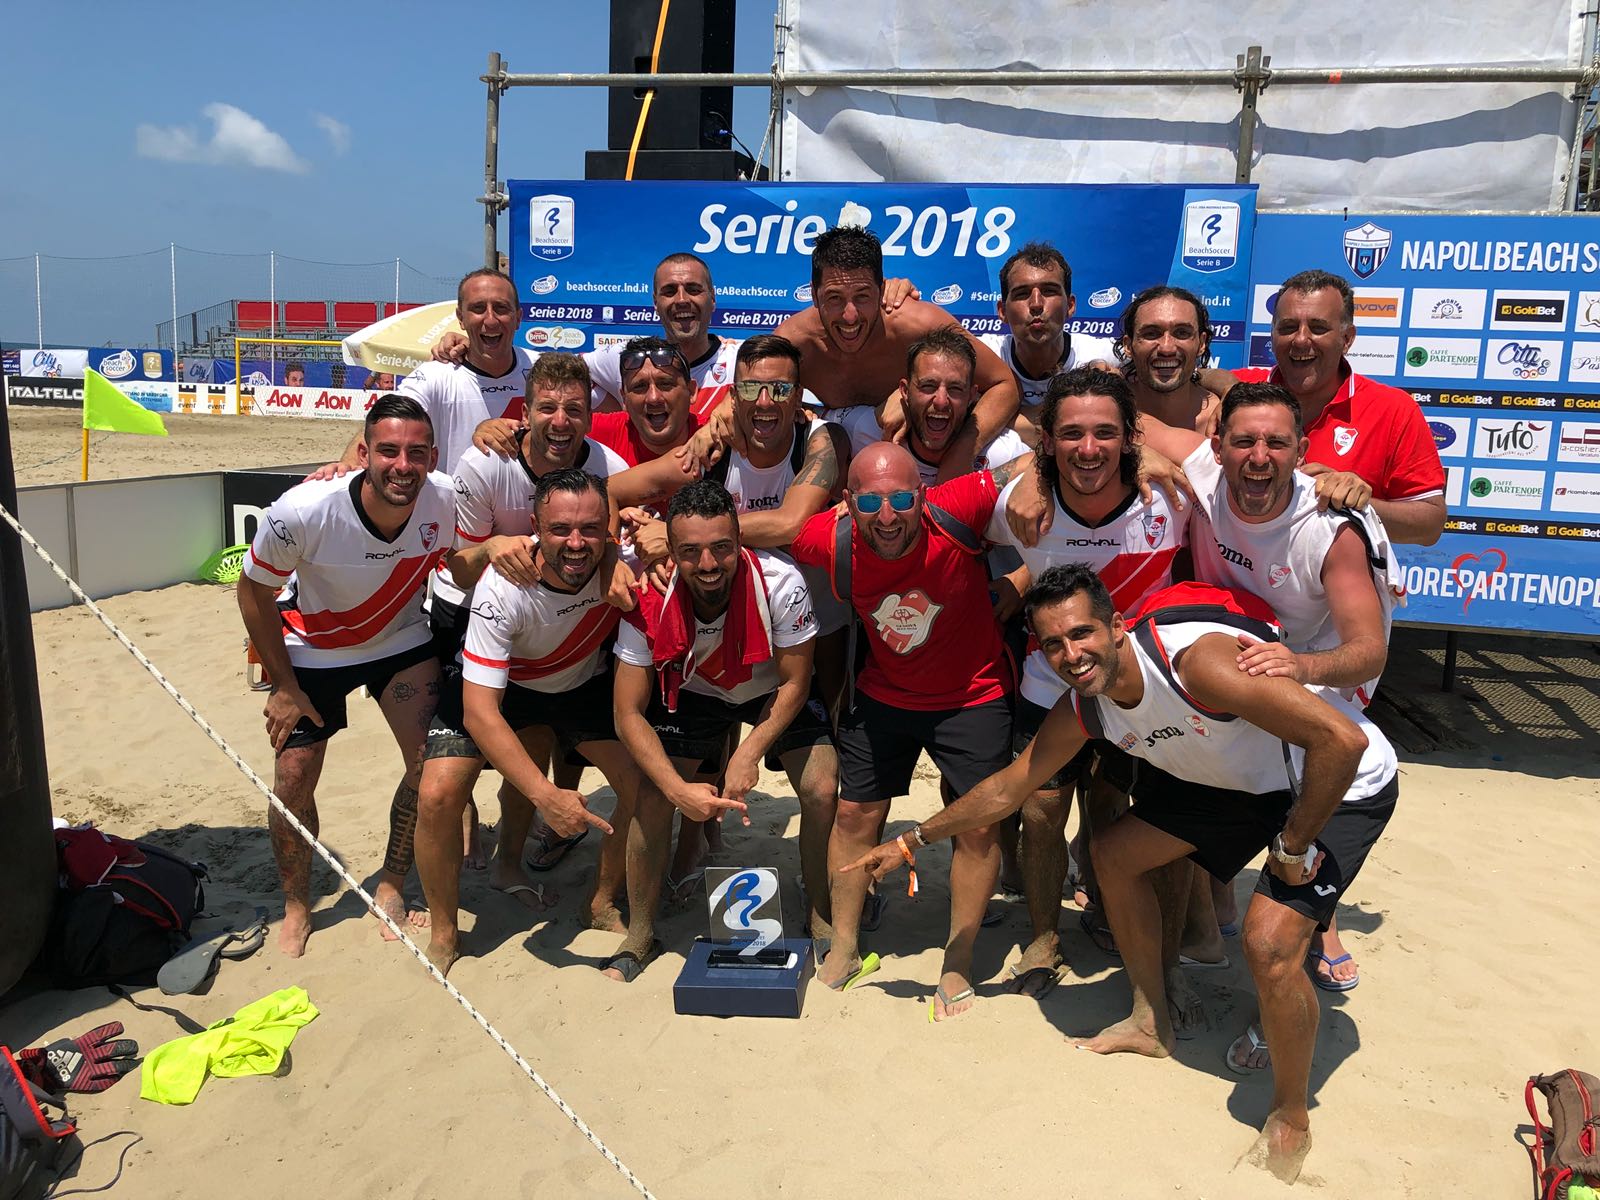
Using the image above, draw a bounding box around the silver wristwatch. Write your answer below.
[1270,834,1314,870]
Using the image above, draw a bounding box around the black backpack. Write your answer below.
[41,831,207,988]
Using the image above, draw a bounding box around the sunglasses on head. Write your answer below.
[732,379,798,403]
[620,345,689,377]
[853,490,917,514]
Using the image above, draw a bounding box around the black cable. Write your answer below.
[46,1131,143,1198]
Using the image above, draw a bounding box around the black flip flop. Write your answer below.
[525,828,590,872]
[597,939,663,983]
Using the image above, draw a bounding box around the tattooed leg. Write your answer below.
[271,741,327,957]
[374,657,440,941]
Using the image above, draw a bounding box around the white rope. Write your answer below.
[0,501,658,1200]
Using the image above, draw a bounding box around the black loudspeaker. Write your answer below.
[606,0,736,153]
[0,388,58,995]
[585,148,764,181]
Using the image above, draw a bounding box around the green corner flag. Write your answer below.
[82,367,168,437]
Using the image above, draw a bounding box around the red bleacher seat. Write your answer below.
[236,301,276,332]
[382,302,423,318]
[333,301,378,332]
[283,301,327,332]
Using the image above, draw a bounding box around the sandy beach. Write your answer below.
[5,407,1599,1197]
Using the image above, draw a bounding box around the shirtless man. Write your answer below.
[772,225,1021,481]
[238,396,455,955]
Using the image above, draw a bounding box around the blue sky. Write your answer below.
[0,1,779,345]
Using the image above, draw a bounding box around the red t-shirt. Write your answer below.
[588,410,705,467]
[1235,365,1445,501]
[790,471,1009,711]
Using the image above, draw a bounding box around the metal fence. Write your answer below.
[0,245,457,353]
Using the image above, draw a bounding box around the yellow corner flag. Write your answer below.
[83,367,168,437]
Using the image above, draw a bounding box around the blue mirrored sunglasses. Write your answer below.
[854,490,917,514]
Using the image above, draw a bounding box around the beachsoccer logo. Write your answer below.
[529,194,575,262]
[1180,200,1239,273]
[708,868,782,956]
[1342,222,1393,279]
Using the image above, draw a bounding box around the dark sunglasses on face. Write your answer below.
[620,345,689,377]
[732,379,798,403]
[853,490,917,514]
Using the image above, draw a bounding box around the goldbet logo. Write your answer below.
[1493,296,1564,324]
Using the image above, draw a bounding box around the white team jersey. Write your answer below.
[399,350,536,609]
[837,406,1031,488]
[988,477,1190,707]
[614,549,816,705]
[1183,443,1397,705]
[452,435,628,546]
[460,563,619,695]
[979,331,1119,409]
[585,336,742,421]
[1075,618,1396,801]
[242,472,456,669]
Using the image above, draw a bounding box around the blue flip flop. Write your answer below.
[1308,950,1360,991]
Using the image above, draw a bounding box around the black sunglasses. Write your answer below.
[620,345,689,378]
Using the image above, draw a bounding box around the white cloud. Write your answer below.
[312,113,351,156]
[135,103,310,173]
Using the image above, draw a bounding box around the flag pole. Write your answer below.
[80,427,89,481]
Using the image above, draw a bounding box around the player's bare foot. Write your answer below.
[1242,1110,1312,1184]
[278,904,312,957]
[586,901,627,933]
[374,885,423,941]
[1166,966,1207,1039]
[1073,1014,1174,1057]
[424,936,461,978]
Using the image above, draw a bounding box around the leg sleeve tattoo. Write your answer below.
[384,781,421,876]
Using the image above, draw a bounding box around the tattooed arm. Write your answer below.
[736,422,851,549]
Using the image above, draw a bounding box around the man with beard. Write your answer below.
[788,443,1033,1014]
[1116,284,1220,431]
[982,367,1190,1000]
[1201,268,1442,984]
[588,336,705,467]
[238,396,457,956]
[606,480,830,981]
[773,225,1021,483]
[606,336,848,940]
[1136,383,1396,1055]
[981,241,1116,430]
[418,353,633,941]
[414,470,636,976]
[843,565,1399,1185]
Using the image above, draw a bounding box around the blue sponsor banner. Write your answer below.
[88,347,173,383]
[1252,212,1600,636]
[508,180,1256,364]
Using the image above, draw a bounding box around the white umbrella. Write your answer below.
[340,301,463,374]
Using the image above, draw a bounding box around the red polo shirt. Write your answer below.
[1235,364,1445,501]
[588,409,704,467]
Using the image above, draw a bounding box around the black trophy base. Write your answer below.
[673,937,814,1019]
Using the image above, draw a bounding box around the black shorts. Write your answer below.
[424,667,617,761]
[430,597,468,680]
[646,686,833,768]
[282,639,438,750]
[836,692,1012,804]
[1127,762,1294,883]
[1010,698,1138,794]
[1253,775,1398,930]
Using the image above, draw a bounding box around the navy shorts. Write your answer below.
[646,686,834,768]
[1253,775,1398,930]
[423,667,618,761]
[282,639,438,750]
[835,692,1012,804]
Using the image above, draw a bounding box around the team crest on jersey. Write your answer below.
[1141,513,1169,549]
[470,600,507,627]
[419,522,439,550]
[1116,731,1139,752]
[267,515,296,547]
[870,589,943,654]
[710,362,728,384]
[1333,426,1358,456]
[1185,715,1210,737]
[1268,563,1292,589]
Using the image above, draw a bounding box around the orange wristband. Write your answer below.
[896,834,919,898]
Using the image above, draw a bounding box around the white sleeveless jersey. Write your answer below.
[242,471,456,669]
[398,350,536,609]
[1183,443,1397,704]
[988,478,1189,707]
[1074,618,1396,801]
[459,563,619,695]
[979,331,1119,410]
[584,336,742,420]
[452,436,628,546]
[837,406,1031,487]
